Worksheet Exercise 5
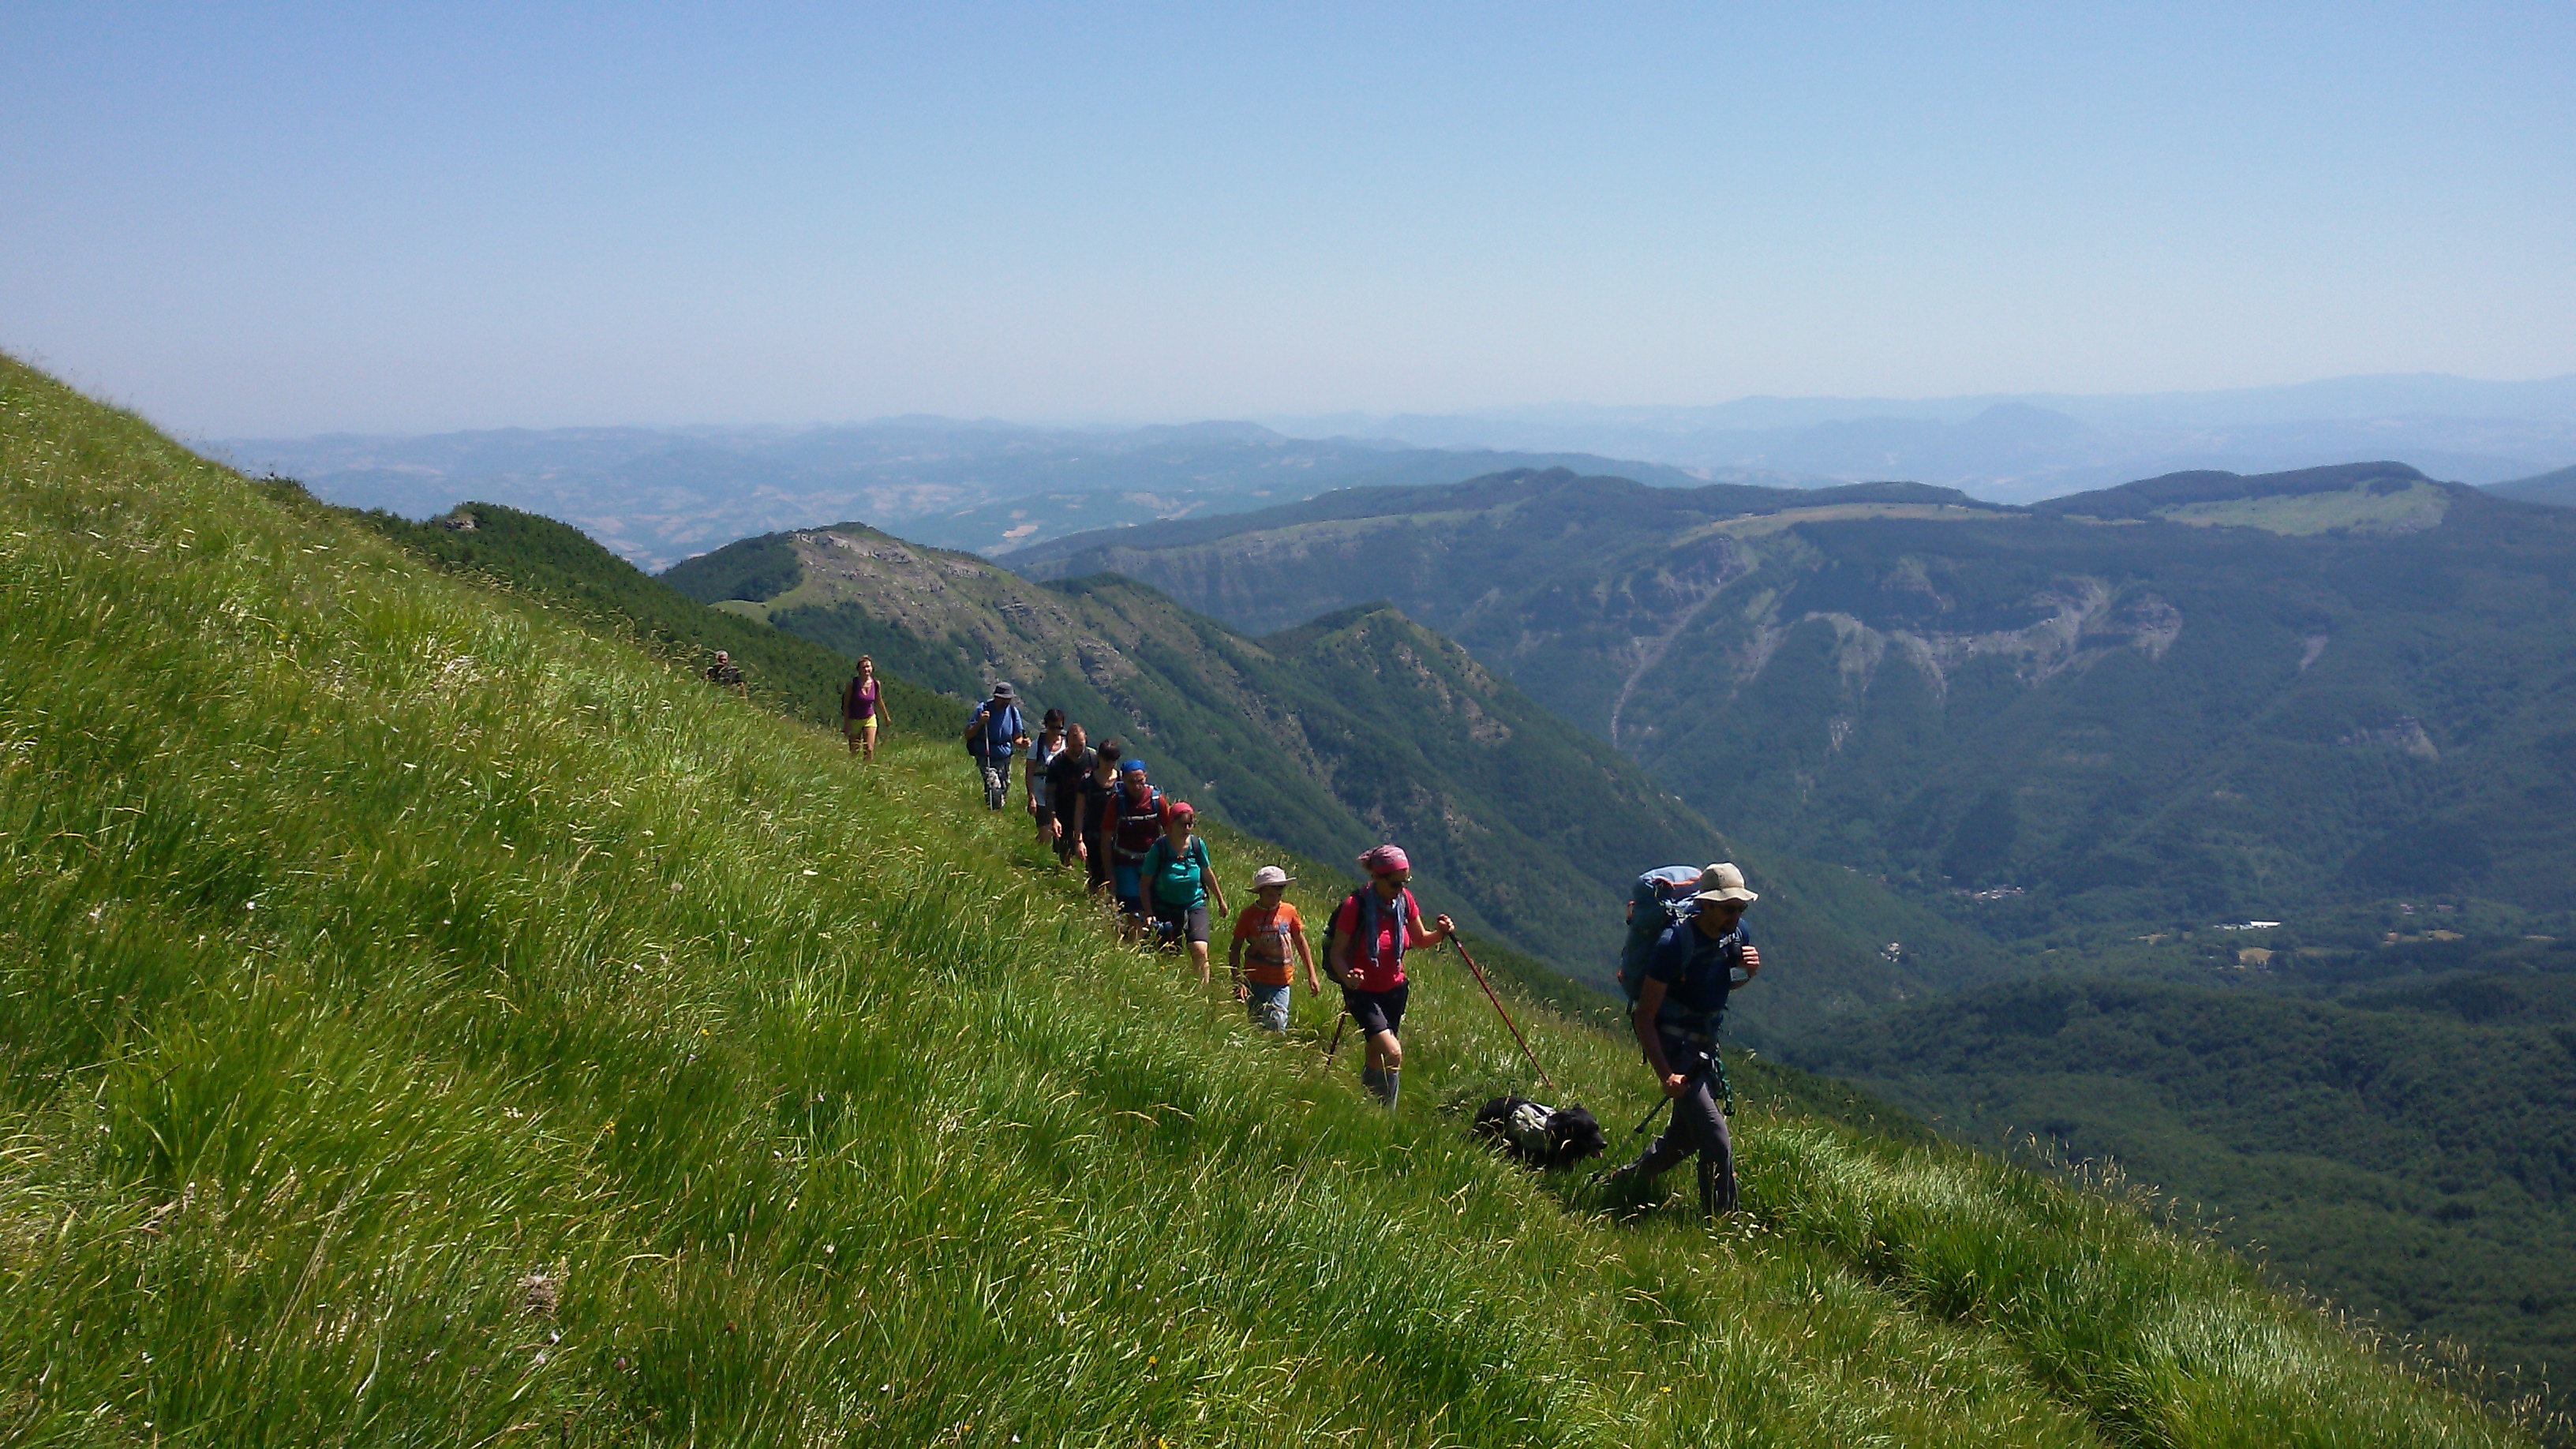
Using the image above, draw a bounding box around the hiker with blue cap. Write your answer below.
[1103,755,1166,934]
[1599,863,1762,1217]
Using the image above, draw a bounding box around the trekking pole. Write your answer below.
[1631,1054,1718,1135]
[1447,938,1552,1091]
[1326,1011,1350,1059]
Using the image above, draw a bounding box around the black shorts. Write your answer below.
[1342,981,1409,1039]
[1151,899,1210,944]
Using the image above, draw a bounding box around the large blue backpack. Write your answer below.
[1616,896,1696,1005]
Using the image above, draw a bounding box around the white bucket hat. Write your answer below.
[1692,862,1758,905]
[1251,865,1294,889]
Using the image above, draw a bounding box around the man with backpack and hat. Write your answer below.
[963,682,1028,810]
[1616,863,1729,999]
[1600,863,1762,1217]
[1324,844,1454,1110]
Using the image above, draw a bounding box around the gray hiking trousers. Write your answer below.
[1623,1037,1736,1215]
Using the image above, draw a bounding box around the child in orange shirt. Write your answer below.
[1228,865,1320,1034]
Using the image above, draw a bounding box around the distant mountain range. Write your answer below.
[213,421,1749,571]
[1264,373,2576,502]
[219,373,2576,571]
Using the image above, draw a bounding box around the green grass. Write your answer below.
[0,353,2535,1445]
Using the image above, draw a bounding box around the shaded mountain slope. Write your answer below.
[2,351,2534,1448]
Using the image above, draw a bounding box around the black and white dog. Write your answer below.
[1472,1095,1608,1170]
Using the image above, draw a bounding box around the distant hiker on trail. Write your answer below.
[1327,844,1454,1109]
[1601,863,1762,1218]
[705,649,747,698]
[1617,863,1727,998]
[842,656,886,760]
[1044,723,1096,870]
[1081,739,1122,896]
[1027,710,1069,848]
[1230,865,1319,1034]
[1103,756,1165,934]
[963,682,1028,810]
[1141,802,1228,982]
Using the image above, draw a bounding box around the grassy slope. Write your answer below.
[0,354,2530,1446]
[347,502,951,735]
[1791,974,2576,1413]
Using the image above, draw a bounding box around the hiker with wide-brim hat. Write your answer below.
[1141,802,1228,983]
[1601,863,1763,1216]
[964,681,1028,810]
[1615,862,1728,999]
[1230,865,1319,1035]
[1327,844,1454,1109]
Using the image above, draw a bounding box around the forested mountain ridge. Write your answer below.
[661,519,1984,1039]
[1004,462,2576,931]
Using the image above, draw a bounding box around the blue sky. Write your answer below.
[4,2,2570,434]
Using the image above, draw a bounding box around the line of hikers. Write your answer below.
[953,673,1765,1213]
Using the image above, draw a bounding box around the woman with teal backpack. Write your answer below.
[1141,802,1229,985]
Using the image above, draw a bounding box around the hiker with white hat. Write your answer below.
[1228,865,1320,1034]
[1600,863,1762,1217]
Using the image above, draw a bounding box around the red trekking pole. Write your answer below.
[1448,938,1552,1091]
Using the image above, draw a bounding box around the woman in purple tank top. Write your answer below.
[843,657,887,761]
